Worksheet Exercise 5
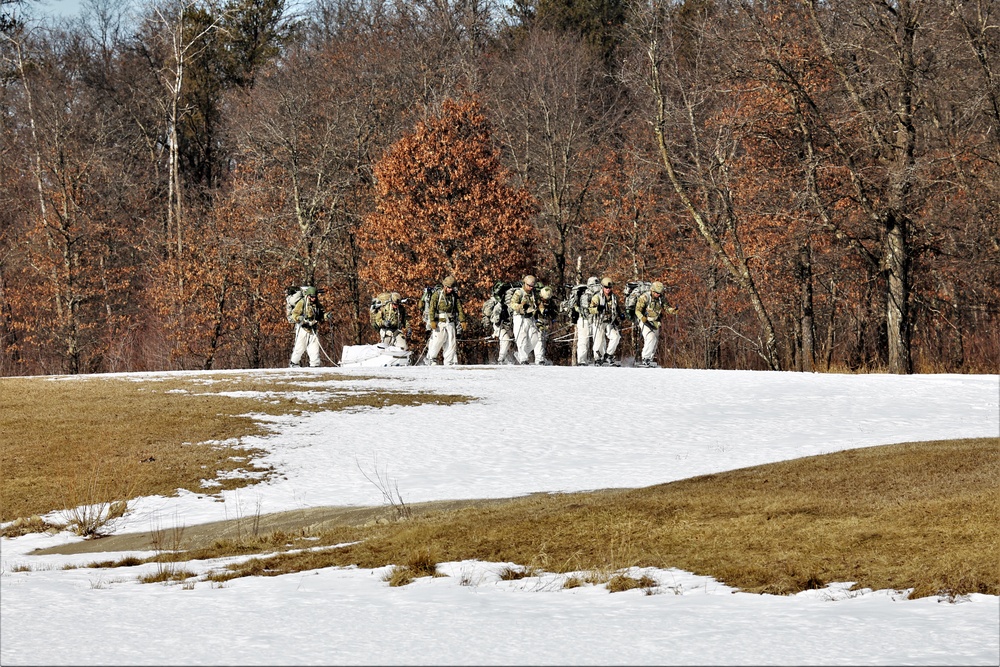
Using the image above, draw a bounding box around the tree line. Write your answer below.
[2,0,998,375]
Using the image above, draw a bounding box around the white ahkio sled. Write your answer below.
[339,343,411,367]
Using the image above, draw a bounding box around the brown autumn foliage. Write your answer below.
[1,0,998,375]
[358,96,540,343]
[144,174,298,370]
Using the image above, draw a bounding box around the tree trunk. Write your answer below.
[797,243,815,372]
[884,213,912,373]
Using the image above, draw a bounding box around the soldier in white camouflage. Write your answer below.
[375,292,408,350]
[576,276,599,365]
[510,274,549,365]
[586,276,622,366]
[289,287,325,367]
[634,281,677,367]
[425,276,468,365]
[535,285,558,365]
[489,297,516,365]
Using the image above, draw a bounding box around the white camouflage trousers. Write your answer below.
[290,326,321,367]
[640,322,660,362]
[426,321,458,365]
[513,314,545,364]
[592,321,621,359]
[493,324,516,364]
[575,316,591,364]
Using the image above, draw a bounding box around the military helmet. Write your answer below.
[303,286,317,297]
[587,276,599,286]
[651,281,664,294]
[442,276,456,288]
[601,277,613,288]
[390,292,401,304]
[539,286,553,300]
[523,274,536,287]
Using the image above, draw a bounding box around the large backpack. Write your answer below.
[500,280,522,314]
[623,281,653,322]
[369,292,392,331]
[573,282,603,318]
[418,285,442,331]
[284,286,310,324]
[481,296,498,329]
[481,280,518,327]
[559,284,587,319]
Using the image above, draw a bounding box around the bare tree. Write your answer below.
[137,0,227,266]
[485,26,622,291]
[624,1,782,370]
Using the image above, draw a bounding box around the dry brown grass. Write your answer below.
[383,565,416,587]
[0,373,471,524]
[3,372,996,599]
[205,437,998,599]
[607,573,658,593]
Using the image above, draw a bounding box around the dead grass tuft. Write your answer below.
[383,566,415,587]
[205,570,241,584]
[498,565,538,580]
[405,547,441,577]
[87,556,144,568]
[138,567,197,584]
[607,573,659,593]
[0,515,63,538]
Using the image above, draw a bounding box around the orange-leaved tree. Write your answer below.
[358,96,539,340]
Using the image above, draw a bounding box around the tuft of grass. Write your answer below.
[498,565,538,581]
[562,576,584,589]
[138,567,197,584]
[607,573,658,593]
[381,548,445,587]
[0,515,63,538]
[405,547,441,578]
[205,570,240,584]
[86,556,144,568]
[383,566,415,587]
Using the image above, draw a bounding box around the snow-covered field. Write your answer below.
[2,366,998,665]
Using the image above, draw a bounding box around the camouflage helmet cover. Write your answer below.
[390,292,401,304]
[442,276,456,288]
[586,276,599,286]
[539,286,553,299]
[523,274,536,287]
[601,277,613,288]
[303,286,317,297]
[651,281,664,294]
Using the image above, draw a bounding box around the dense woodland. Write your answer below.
[2,0,998,375]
